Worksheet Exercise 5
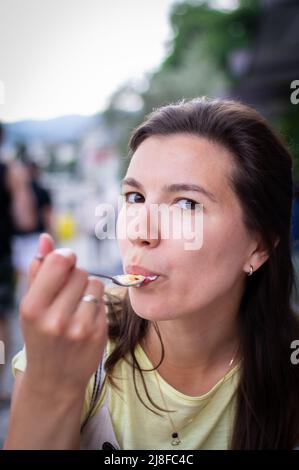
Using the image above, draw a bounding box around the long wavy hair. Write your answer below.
[103,97,299,449]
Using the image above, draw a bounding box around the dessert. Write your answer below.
[115,274,147,286]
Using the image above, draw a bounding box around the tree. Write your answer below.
[103,0,261,175]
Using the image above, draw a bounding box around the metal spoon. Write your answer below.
[88,272,158,287]
[37,252,153,287]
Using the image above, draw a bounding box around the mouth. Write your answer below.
[125,265,161,287]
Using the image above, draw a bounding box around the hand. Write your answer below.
[20,233,108,396]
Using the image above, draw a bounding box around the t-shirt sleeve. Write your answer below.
[12,346,27,376]
[11,346,97,426]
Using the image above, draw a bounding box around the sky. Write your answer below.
[0,0,238,122]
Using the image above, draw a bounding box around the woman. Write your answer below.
[5,98,299,449]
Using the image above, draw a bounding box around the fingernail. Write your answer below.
[54,248,74,258]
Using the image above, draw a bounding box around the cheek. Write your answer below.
[172,213,250,288]
[206,220,250,264]
[202,205,250,259]
[187,219,250,299]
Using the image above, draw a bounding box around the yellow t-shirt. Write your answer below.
[109,342,240,449]
[12,288,241,450]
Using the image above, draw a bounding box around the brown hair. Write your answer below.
[104,97,299,449]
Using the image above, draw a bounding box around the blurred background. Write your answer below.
[1,0,299,445]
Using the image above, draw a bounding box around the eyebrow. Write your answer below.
[121,177,217,203]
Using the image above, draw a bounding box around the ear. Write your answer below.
[244,236,279,273]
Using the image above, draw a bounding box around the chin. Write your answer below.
[128,295,175,321]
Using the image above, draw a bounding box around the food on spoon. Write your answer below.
[116,274,147,285]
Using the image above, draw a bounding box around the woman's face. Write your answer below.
[117,133,257,321]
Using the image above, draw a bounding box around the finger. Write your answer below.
[68,277,105,338]
[48,268,89,319]
[27,248,77,310]
[28,233,55,287]
[36,232,55,259]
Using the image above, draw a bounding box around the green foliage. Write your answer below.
[142,37,229,114]
[274,106,299,183]
[164,0,259,76]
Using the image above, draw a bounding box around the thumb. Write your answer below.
[28,233,55,287]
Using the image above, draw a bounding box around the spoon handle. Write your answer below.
[88,272,114,281]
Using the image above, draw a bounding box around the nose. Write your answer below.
[127,203,160,248]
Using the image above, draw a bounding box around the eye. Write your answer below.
[174,198,201,211]
[122,191,144,204]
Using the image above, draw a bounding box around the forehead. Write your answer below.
[126,134,235,200]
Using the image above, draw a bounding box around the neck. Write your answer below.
[143,297,241,376]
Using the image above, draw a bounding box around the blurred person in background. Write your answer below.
[0,122,35,400]
[28,161,53,235]
[12,154,53,294]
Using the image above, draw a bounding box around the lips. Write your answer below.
[125,265,161,277]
